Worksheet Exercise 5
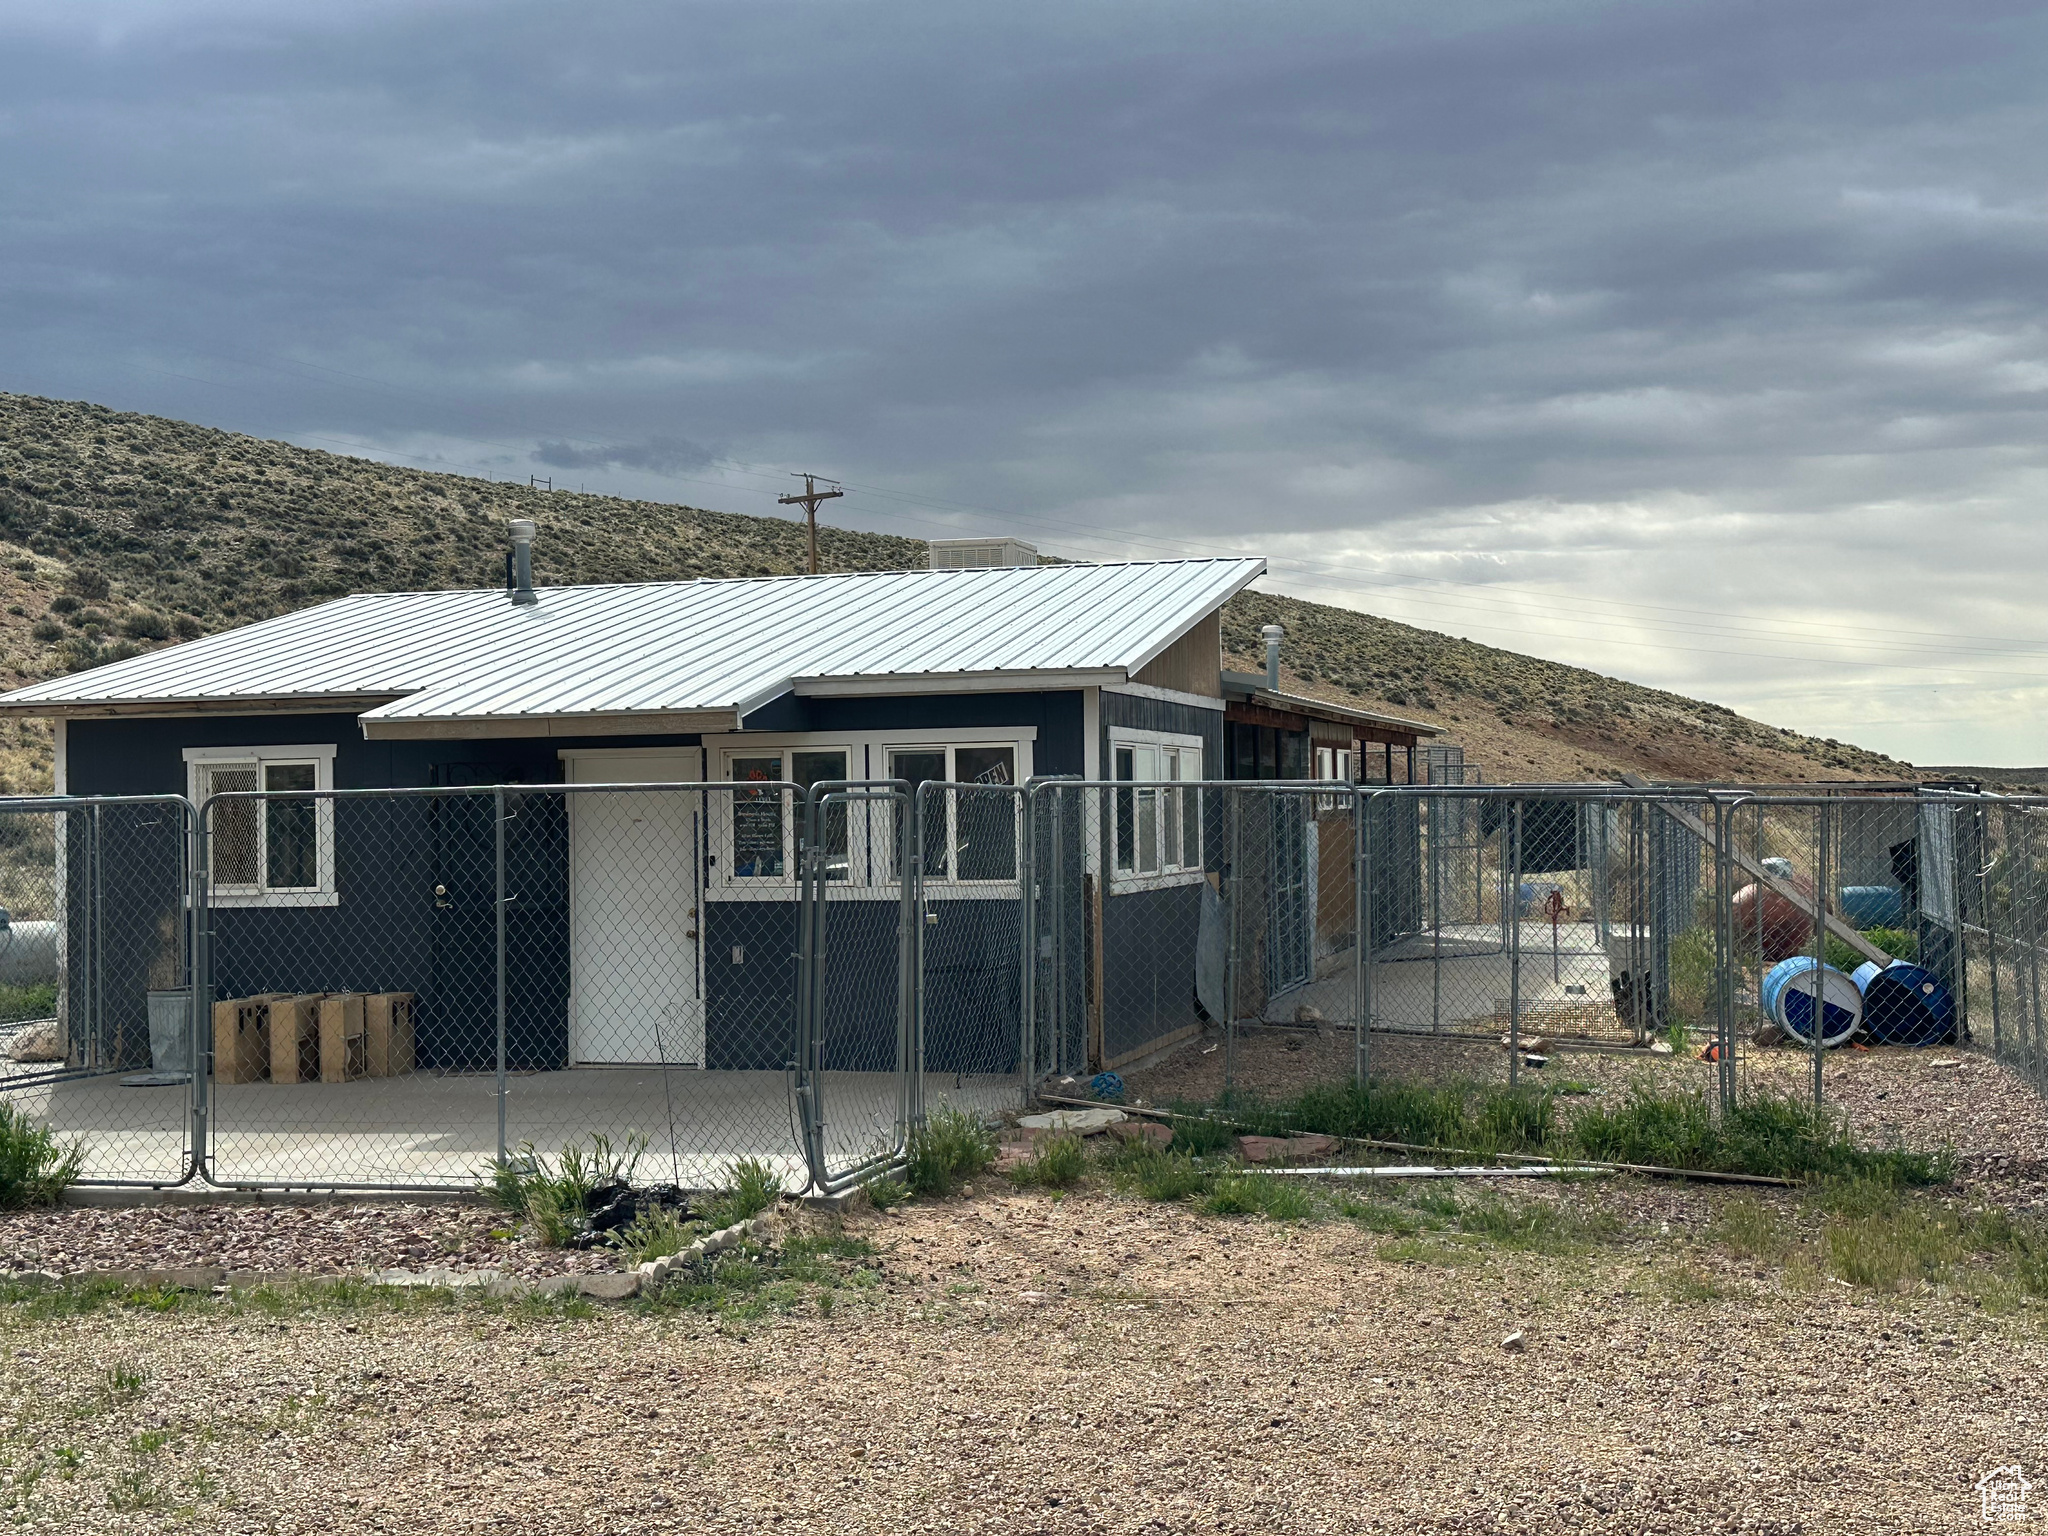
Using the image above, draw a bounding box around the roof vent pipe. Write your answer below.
[507,520,538,606]
[1262,624,1284,690]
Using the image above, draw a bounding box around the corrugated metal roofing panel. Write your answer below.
[0,558,1265,723]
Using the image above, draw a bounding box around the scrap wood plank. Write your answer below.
[1617,775,1891,967]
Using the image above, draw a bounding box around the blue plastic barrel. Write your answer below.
[1859,962,1955,1047]
[1850,960,1884,993]
[1761,956,1861,1048]
[1839,886,1905,929]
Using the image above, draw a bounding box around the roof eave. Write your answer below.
[1224,682,1442,737]
[792,668,1128,697]
[0,692,410,720]
[360,708,746,741]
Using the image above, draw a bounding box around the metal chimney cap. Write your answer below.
[1261,624,1285,639]
[508,519,537,544]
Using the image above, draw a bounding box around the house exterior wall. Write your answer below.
[62,693,1070,1078]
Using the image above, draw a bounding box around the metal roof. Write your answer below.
[0,558,1266,736]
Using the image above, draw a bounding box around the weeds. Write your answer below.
[0,1102,85,1208]
[904,1107,996,1197]
[1573,1084,1944,1184]
[1009,1134,1086,1190]
[1203,1171,1319,1221]
[704,1157,780,1229]
[864,1177,913,1210]
[609,1206,697,1264]
[481,1133,648,1247]
[1099,1141,1216,1203]
[0,981,55,1022]
[642,1232,879,1320]
[99,1360,148,1406]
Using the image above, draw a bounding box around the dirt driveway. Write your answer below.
[3,1177,2041,1535]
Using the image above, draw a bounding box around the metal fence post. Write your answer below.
[1224,787,1241,1093]
[1016,784,1035,1108]
[493,786,508,1167]
[899,785,921,1136]
[188,798,210,1182]
[1713,797,1735,1113]
[1811,800,1829,1111]
[1354,786,1372,1083]
[1508,799,1523,1088]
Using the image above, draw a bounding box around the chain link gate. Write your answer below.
[0,794,196,1187]
[793,782,916,1193]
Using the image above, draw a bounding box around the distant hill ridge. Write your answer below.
[0,390,1909,791]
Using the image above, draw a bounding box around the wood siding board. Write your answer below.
[1131,612,1221,698]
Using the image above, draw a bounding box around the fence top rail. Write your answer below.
[0,792,194,811]
[194,779,805,812]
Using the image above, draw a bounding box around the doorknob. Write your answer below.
[434,883,453,909]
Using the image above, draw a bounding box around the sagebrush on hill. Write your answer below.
[0,391,1908,791]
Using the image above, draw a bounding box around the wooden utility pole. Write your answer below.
[778,473,843,575]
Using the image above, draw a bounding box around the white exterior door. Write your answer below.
[566,749,704,1066]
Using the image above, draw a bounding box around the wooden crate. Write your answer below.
[268,995,325,1084]
[211,997,271,1084]
[319,994,368,1083]
[363,992,415,1077]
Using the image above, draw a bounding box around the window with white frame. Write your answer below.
[1314,744,1356,810]
[718,745,851,882]
[1111,733,1202,880]
[184,745,338,905]
[709,733,1031,890]
[886,742,1018,882]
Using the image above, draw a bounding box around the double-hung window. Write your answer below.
[185,745,337,906]
[1111,734,1202,881]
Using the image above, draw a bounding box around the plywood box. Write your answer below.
[211,998,271,1084]
[319,994,368,1083]
[268,995,324,1084]
[363,992,415,1077]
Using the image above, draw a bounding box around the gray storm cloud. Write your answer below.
[1,0,2043,760]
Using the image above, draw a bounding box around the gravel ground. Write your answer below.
[0,1182,2040,1535]
[0,1202,624,1278]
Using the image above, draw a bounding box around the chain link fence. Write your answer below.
[9,779,2048,1190]
[0,796,194,1186]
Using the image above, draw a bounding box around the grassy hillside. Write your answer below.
[0,391,1909,791]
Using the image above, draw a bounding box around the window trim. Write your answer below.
[702,728,1036,896]
[184,743,339,908]
[1108,728,1206,891]
[885,740,1024,888]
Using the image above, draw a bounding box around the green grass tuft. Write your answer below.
[704,1157,781,1229]
[1009,1133,1087,1190]
[0,1101,84,1208]
[904,1106,997,1197]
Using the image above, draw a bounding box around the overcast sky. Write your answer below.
[4,1,2044,763]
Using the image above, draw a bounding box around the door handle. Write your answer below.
[434,883,453,910]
